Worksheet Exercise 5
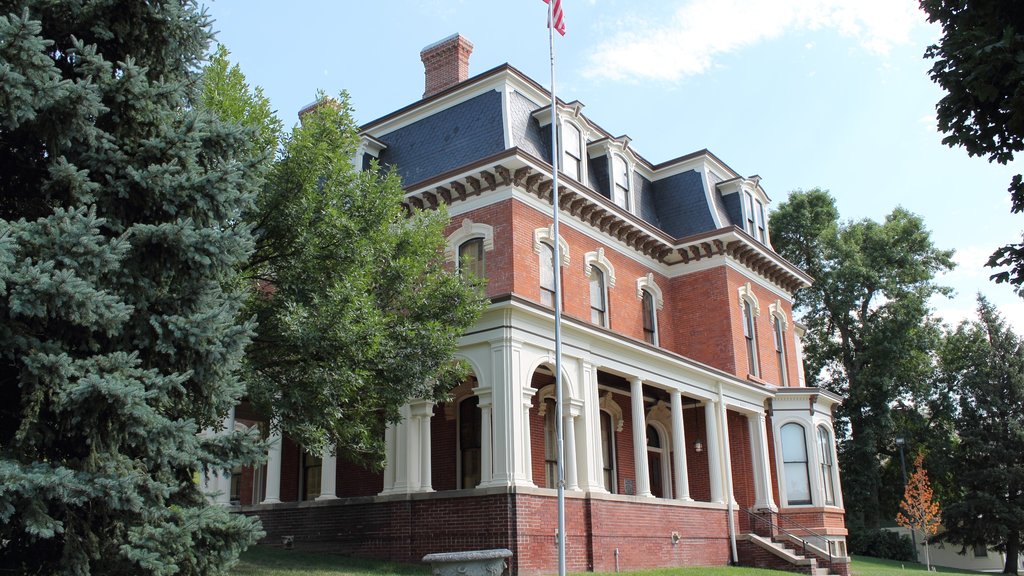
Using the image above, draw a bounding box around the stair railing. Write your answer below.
[741,508,833,568]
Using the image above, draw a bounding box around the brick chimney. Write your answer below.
[420,34,473,99]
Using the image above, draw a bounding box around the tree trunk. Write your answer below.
[1004,530,1020,575]
[924,534,931,572]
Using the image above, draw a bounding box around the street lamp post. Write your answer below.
[895,437,918,557]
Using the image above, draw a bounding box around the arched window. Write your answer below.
[459,396,482,489]
[646,424,667,498]
[743,300,759,377]
[562,122,583,181]
[781,423,811,505]
[773,318,788,385]
[539,242,557,307]
[612,154,630,210]
[544,398,558,488]
[600,410,616,493]
[590,266,608,326]
[458,237,485,279]
[818,426,837,506]
[642,289,658,345]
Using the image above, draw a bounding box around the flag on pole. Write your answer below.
[544,0,566,36]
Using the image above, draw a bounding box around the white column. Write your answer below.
[705,401,724,503]
[580,361,606,493]
[215,407,236,505]
[719,397,736,506]
[381,423,396,493]
[262,429,283,504]
[630,378,653,497]
[748,412,778,510]
[476,388,493,486]
[563,405,579,491]
[392,405,410,492]
[670,391,692,501]
[522,387,536,485]
[411,401,434,492]
[317,445,338,500]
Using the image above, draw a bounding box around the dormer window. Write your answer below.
[562,122,583,181]
[743,191,767,243]
[612,154,630,210]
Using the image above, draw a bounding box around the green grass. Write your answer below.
[232,546,987,576]
[849,555,982,575]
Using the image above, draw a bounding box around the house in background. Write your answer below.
[222,34,850,575]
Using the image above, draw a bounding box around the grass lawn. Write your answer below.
[849,555,982,575]
[232,546,987,576]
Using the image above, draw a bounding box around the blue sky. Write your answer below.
[205,0,1023,331]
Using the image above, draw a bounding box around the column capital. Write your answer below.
[409,399,435,419]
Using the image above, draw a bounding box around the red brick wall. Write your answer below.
[242,492,734,575]
[336,458,383,498]
[445,203,515,300]
[724,268,801,386]
[432,405,458,491]
[281,436,300,502]
[728,410,756,531]
[667,267,736,373]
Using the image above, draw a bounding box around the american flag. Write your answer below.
[544,0,565,36]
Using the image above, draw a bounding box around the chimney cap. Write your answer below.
[420,33,473,56]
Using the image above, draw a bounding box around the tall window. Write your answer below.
[540,242,557,307]
[458,237,485,279]
[642,289,658,345]
[459,396,482,489]
[817,426,836,506]
[773,319,788,386]
[755,199,767,243]
[301,453,322,501]
[601,411,616,493]
[781,423,811,505]
[647,425,665,498]
[562,122,582,181]
[743,300,759,376]
[745,191,756,236]
[590,267,608,326]
[544,399,558,488]
[612,154,630,210]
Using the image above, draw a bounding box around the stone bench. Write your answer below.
[422,548,513,576]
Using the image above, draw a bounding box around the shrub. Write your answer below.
[848,528,917,561]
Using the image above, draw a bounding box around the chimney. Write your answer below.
[420,34,473,99]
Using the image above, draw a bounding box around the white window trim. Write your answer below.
[775,419,814,507]
[738,282,761,376]
[584,248,616,287]
[769,300,790,386]
[561,119,587,183]
[534,226,570,266]
[636,273,665,309]
[445,219,494,264]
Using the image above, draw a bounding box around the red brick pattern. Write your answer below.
[421,35,473,99]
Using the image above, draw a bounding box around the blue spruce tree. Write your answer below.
[0,1,265,573]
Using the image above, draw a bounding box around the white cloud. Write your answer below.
[584,0,924,82]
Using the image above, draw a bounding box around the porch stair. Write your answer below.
[739,533,839,576]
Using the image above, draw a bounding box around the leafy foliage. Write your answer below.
[847,528,917,562]
[770,188,954,530]
[933,297,1024,575]
[0,1,264,574]
[196,49,488,465]
[921,0,1024,294]
[241,95,486,463]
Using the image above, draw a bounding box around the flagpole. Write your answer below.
[547,1,567,575]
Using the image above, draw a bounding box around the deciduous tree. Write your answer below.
[0,2,264,573]
[198,49,487,465]
[921,0,1024,295]
[770,188,954,530]
[897,452,942,570]
[935,296,1024,575]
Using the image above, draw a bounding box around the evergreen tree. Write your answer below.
[0,2,264,573]
[936,297,1024,575]
[770,188,954,530]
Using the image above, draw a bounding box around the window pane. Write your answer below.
[545,400,558,488]
[601,411,615,493]
[590,267,606,325]
[540,242,555,306]
[781,423,811,505]
[613,155,629,209]
[460,396,481,489]
[642,290,656,344]
[459,238,485,279]
[781,423,807,462]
